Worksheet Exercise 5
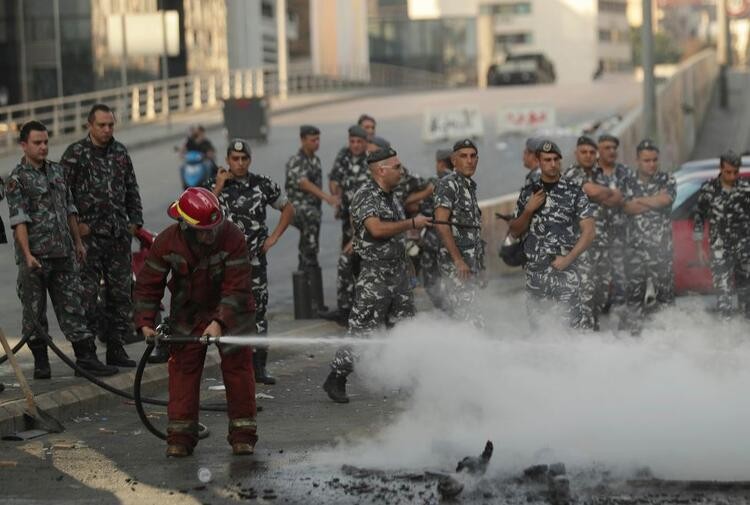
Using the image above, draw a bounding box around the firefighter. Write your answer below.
[134,187,258,458]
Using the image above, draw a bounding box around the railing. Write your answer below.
[0,63,450,154]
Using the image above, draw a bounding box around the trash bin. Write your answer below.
[222,97,269,142]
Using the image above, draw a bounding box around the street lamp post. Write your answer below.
[276,0,288,101]
[641,0,658,141]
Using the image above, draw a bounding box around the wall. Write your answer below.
[311,0,370,77]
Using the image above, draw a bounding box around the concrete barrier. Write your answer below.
[612,49,718,170]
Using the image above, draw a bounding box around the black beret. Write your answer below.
[453,138,478,153]
[357,113,376,125]
[348,125,368,140]
[577,136,597,148]
[535,140,562,157]
[435,148,453,162]
[369,136,391,149]
[300,124,320,137]
[367,147,397,165]
[227,138,251,157]
[636,138,659,153]
[720,149,742,168]
[525,136,543,152]
[598,133,620,146]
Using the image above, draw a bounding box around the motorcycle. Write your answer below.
[180,150,214,189]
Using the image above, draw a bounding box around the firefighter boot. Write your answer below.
[322,371,349,404]
[72,338,119,377]
[106,340,136,367]
[28,339,51,380]
[253,349,276,385]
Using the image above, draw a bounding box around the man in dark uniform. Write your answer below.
[285,125,339,311]
[7,121,118,378]
[598,133,631,310]
[329,115,377,198]
[692,150,750,319]
[620,140,676,335]
[563,136,622,330]
[523,137,542,186]
[510,140,595,328]
[135,188,258,458]
[210,139,295,384]
[322,147,431,404]
[322,125,371,325]
[61,103,143,368]
[434,139,485,327]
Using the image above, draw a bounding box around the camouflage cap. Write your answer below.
[576,135,597,149]
[453,138,478,153]
[300,124,320,137]
[598,133,620,146]
[435,148,453,162]
[720,149,742,168]
[367,147,398,165]
[227,138,251,157]
[348,125,368,140]
[636,138,659,153]
[535,140,562,158]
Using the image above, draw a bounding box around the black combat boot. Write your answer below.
[27,339,51,379]
[106,340,136,367]
[253,349,276,385]
[322,371,349,404]
[72,338,119,377]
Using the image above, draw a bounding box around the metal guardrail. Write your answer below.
[0,63,449,154]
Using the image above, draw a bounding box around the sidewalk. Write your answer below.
[0,314,344,438]
[691,69,750,159]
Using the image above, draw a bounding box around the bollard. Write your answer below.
[293,271,313,319]
[307,265,326,313]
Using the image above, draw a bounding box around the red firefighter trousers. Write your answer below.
[167,342,257,448]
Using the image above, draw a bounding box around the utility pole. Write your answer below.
[641,0,658,140]
[276,0,288,101]
[53,0,64,97]
[717,0,731,109]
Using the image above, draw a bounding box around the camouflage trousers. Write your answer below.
[607,231,628,305]
[438,253,484,329]
[336,221,356,312]
[251,259,269,339]
[525,257,581,328]
[576,245,610,330]
[292,206,321,271]
[620,245,673,335]
[420,245,444,310]
[709,238,750,318]
[17,256,92,343]
[330,259,415,377]
[80,234,134,345]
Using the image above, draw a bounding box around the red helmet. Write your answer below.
[167,187,224,230]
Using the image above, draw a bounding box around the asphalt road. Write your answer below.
[0,76,640,339]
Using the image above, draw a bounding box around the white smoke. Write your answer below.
[317,295,750,481]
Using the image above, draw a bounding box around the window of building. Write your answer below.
[598,1,627,14]
[495,32,533,45]
[261,1,274,18]
[491,2,532,16]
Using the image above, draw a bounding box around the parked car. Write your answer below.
[487,53,556,86]
[672,159,750,294]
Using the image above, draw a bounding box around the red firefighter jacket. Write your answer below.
[133,221,255,335]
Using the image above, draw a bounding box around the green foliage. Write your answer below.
[630,26,683,65]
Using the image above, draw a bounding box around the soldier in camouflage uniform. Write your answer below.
[598,133,632,309]
[322,147,431,404]
[510,140,595,328]
[61,104,143,368]
[523,137,542,186]
[6,121,118,378]
[321,125,371,325]
[619,140,676,336]
[330,114,377,188]
[285,125,339,310]
[692,150,750,319]
[210,139,295,384]
[434,139,485,327]
[563,136,622,330]
[419,149,453,309]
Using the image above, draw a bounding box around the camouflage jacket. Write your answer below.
[692,177,750,245]
[285,149,322,210]
[6,158,77,261]
[622,171,676,249]
[434,171,484,267]
[209,173,289,264]
[523,167,541,187]
[61,135,143,237]
[133,221,255,336]
[351,179,406,262]
[331,150,370,218]
[419,171,451,251]
[329,145,350,186]
[393,167,430,207]
[563,164,610,247]
[601,162,632,230]
[515,178,593,263]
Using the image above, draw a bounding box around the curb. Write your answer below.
[0,319,341,438]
